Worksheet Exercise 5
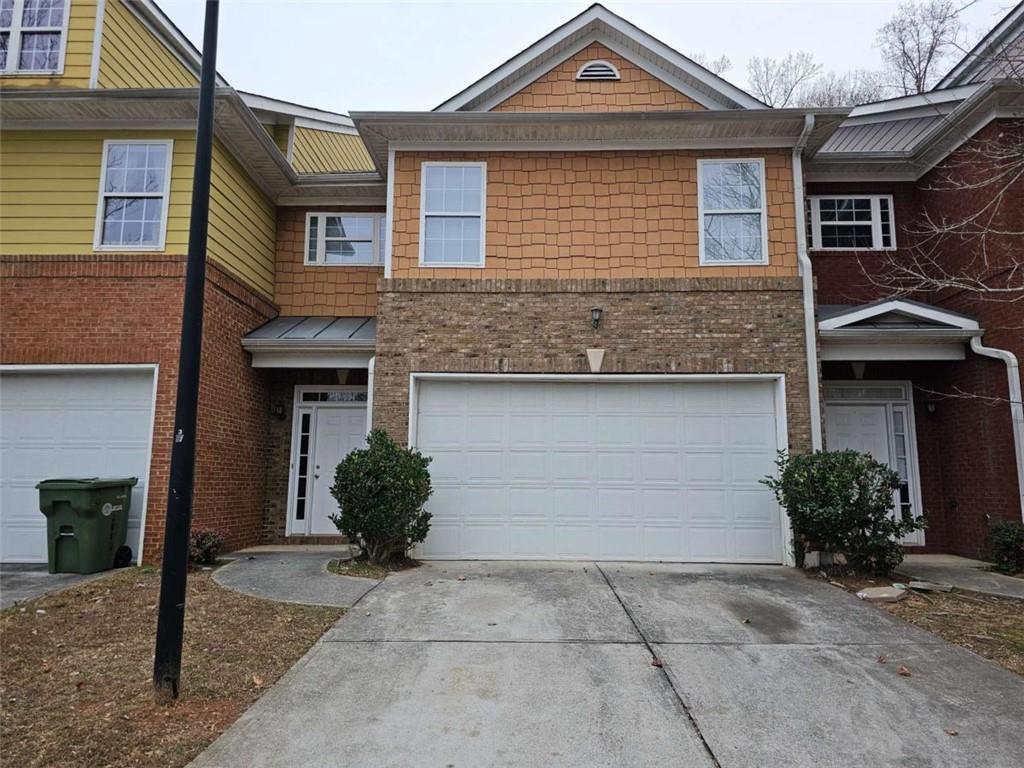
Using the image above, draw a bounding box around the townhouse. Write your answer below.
[1,0,1021,566]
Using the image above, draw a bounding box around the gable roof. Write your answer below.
[434,3,764,112]
[818,299,979,332]
[936,0,1024,89]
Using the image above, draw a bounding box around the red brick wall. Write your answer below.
[0,254,276,563]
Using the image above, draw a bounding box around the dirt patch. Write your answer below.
[0,566,342,768]
[327,557,419,580]
[825,574,1024,677]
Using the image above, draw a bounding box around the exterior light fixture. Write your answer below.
[925,400,938,415]
[271,400,287,421]
[591,307,603,329]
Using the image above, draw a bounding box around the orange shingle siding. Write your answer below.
[390,150,798,280]
[274,207,382,316]
[493,43,705,113]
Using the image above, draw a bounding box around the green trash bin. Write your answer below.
[37,477,138,574]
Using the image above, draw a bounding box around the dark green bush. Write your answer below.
[762,450,925,575]
[189,529,225,565]
[989,520,1024,574]
[330,429,432,565]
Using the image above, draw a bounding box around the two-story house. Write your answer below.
[2,1,1021,566]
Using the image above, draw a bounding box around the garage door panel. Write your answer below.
[643,526,687,559]
[684,453,726,482]
[640,451,681,482]
[727,414,776,446]
[463,451,505,482]
[462,524,508,557]
[552,487,594,517]
[508,487,548,517]
[509,525,552,556]
[730,452,776,483]
[548,414,592,444]
[507,415,549,444]
[641,488,684,521]
[734,526,780,560]
[597,487,639,521]
[600,525,641,558]
[689,527,730,559]
[734,489,777,521]
[549,452,592,482]
[596,452,636,482]
[508,451,547,481]
[637,415,679,446]
[682,415,726,445]
[687,489,728,521]
[554,525,598,557]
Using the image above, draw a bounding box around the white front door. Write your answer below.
[288,388,367,537]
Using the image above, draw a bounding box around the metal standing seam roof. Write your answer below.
[243,316,376,344]
[819,115,945,154]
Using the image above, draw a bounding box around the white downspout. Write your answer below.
[366,355,376,434]
[970,336,1024,520]
[792,115,823,450]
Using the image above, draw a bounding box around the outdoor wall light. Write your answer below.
[271,400,287,421]
[591,307,603,329]
[925,400,938,415]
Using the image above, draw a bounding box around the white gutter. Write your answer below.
[970,336,1024,520]
[792,114,823,450]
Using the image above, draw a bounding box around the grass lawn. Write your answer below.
[1,566,342,768]
[828,575,1024,677]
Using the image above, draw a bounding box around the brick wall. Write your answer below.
[274,206,383,317]
[392,150,798,280]
[373,277,813,452]
[493,42,705,113]
[0,254,276,563]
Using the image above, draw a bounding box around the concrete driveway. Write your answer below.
[191,562,1024,768]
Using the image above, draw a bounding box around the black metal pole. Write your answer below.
[153,0,219,704]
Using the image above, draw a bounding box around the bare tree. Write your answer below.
[877,0,965,95]
[690,51,732,76]
[796,69,892,107]
[747,52,822,107]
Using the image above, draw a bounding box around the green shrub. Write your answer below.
[330,429,433,565]
[989,520,1024,574]
[189,529,225,565]
[762,450,925,575]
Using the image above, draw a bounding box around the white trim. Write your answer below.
[575,58,620,80]
[239,92,355,130]
[292,115,359,136]
[818,300,980,332]
[417,160,487,269]
[88,0,106,88]
[808,195,897,251]
[92,138,174,252]
[366,355,375,433]
[696,157,769,266]
[406,372,794,566]
[0,363,160,565]
[303,211,385,267]
[285,385,368,537]
[384,147,395,278]
[820,342,967,361]
[284,121,295,163]
[246,348,374,369]
[1,0,72,76]
[388,137,801,153]
[848,84,983,118]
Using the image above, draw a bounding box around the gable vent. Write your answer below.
[575,60,621,81]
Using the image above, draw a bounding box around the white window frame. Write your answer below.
[1,0,72,75]
[418,161,487,269]
[304,211,385,267]
[809,194,897,251]
[92,139,174,252]
[697,157,769,266]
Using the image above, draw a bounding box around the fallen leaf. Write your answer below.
[251,674,264,688]
[945,729,959,737]
[651,658,663,668]
[741,618,751,624]
[897,665,912,677]
[456,575,467,582]
[877,655,888,664]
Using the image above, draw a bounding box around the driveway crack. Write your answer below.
[594,562,723,768]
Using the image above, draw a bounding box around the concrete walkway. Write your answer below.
[898,554,1024,599]
[213,547,379,608]
[0,563,110,610]
[191,562,1024,768]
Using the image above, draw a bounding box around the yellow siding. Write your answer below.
[273,124,292,157]
[290,127,374,173]
[0,130,275,297]
[0,0,97,88]
[97,0,197,89]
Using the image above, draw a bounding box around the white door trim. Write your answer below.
[285,385,368,537]
[823,380,926,546]
[0,363,159,564]
[407,372,794,566]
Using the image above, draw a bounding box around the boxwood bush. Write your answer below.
[762,450,925,575]
[330,429,432,565]
[989,520,1024,574]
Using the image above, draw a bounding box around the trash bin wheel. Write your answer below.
[114,545,133,568]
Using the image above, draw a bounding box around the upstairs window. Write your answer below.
[575,60,620,80]
[94,140,173,250]
[809,195,896,250]
[420,162,486,267]
[305,213,385,266]
[1,0,69,74]
[698,158,768,265]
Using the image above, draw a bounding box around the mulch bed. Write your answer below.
[1,566,342,768]
[826,574,1024,677]
[327,556,420,580]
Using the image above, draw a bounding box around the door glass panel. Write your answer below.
[891,408,913,523]
[294,412,312,522]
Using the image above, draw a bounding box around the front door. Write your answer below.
[288,389,368,536]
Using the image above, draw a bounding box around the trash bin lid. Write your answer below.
[36,477,139,490]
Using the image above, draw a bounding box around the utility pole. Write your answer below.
[153,0,219,704]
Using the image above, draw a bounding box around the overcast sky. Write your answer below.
[157,0,1012,113]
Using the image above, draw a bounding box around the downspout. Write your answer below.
[792,114,823,450]
[969,336,1024,520]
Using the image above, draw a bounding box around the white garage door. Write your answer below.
[413,377,784,562]
[0,369,155,563]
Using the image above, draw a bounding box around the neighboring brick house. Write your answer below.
[1,1,1021,565]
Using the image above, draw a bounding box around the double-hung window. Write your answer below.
[809,195,896,250]
[698,158,768,265]
[1,0,70,73]
[420,162,486,267]
[305,213,384,265]
[94,140,173,250]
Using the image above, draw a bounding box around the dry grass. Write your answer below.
[828,575,1024,677]
[0,567,342,768]
[327,557,419,580]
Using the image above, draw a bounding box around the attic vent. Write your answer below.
[575,60,621,80]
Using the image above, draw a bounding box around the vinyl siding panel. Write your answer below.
[0,0,97,88]
[97,0,197,89]
[290,127,374,173]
